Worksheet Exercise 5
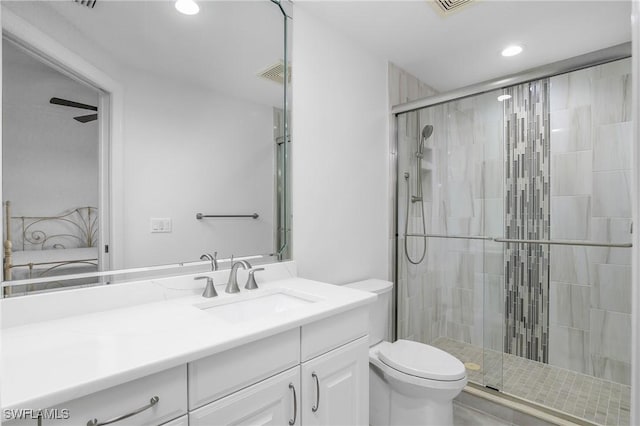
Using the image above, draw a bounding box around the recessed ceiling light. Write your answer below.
[497,94,512,102]
[175,0,199,15]
[501,45,523,57]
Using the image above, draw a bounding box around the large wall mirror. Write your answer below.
[1,0,292,296]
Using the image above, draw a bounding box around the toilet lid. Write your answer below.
[378,340,466,381]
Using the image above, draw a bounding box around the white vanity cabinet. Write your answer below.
[189,336,368,426]
[300,337,369,426]
[188,305,370,426]
[7,305,370,426]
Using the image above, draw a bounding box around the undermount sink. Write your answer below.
[196,290,318,324]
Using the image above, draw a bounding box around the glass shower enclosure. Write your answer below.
[395,57,632,425]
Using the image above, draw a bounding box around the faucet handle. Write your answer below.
[245,268,264,290]
[195,276,218,298]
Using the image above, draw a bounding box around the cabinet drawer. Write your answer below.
[189,366,300,426]
[301,307,368,361]
[188,328,300,410]
[48,365,187,426]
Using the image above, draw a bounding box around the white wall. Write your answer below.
[291,6,389,284]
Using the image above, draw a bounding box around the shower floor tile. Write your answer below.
[432,337,630,426]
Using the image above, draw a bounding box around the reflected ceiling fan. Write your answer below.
[49,97,98,123]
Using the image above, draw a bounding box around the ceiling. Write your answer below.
[3,39,98,113]
[6,1,287,107]
[298,0,632,93]
[6,1,630,102]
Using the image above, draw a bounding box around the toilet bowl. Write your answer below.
[344,279,467,426]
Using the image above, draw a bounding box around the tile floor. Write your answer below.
[433,337,631,426]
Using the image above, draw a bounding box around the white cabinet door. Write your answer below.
[301,336,369,426]
[189,367,300,426]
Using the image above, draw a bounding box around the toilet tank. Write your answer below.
[343,279,394,346]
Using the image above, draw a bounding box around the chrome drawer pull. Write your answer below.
[311,372,320,413]
[86,396,159,426]
[288,383,297,425]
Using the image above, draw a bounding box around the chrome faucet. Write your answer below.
[200,252,218,271]
[194,276,218,298]
[225,259,252,293]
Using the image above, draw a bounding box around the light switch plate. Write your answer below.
[150,218,172,233]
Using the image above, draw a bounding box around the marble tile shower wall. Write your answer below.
[389,63,440,344]
[503,80,551,363]
[548,58,632,385]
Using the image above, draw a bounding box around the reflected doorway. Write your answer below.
[2,37,109,295]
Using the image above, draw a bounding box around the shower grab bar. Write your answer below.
[404,234,632,248]
[196,213,259,219]
[405,233,493,241]
[493,238,632,248]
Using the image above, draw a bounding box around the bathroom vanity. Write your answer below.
[1,262,375,425]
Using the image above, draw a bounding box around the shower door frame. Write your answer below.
[631,5,640,424]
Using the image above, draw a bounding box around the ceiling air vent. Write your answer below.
[430,0,474,16]
[257,61,291,85]
[73,0,97,8]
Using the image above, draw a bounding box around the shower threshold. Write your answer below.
[432,337,630,426]
[459,383,592,426]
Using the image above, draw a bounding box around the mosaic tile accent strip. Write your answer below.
[433,337,630,426]
[503,79,551,363]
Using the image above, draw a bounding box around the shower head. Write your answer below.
[422,124,434,139]
[417,124,434,157]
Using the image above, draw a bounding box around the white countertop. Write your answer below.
[1,277,376,411]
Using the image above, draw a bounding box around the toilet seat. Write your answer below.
[377,340,466,381]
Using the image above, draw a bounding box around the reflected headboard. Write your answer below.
[3,201,98,282]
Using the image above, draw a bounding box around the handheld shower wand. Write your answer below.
[404,124,433,265]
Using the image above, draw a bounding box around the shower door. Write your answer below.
[395,89,505,390]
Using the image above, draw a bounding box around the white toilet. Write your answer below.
[344,279,467,426]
